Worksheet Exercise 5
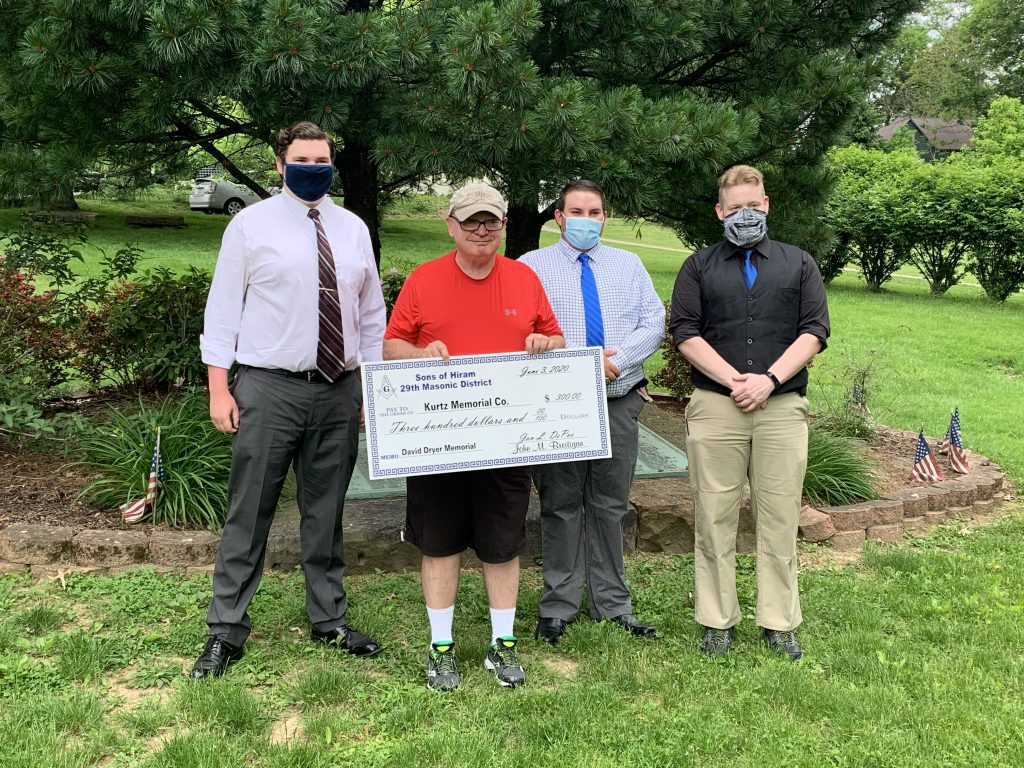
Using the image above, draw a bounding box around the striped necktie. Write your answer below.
[308,208,345,382]
[579,252,605,348]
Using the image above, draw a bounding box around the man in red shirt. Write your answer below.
[384,182,564,691]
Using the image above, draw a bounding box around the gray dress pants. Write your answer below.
[206,366,361,646]
[532,390,644,621]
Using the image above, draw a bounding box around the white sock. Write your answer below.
[490,607,516,644]
[427,605,455,646]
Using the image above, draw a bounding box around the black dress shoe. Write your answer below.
[311,624,383,657]
[535,617,569,645]
[609,614,657,637]
[762,628,803,660]
[190,636,244,679]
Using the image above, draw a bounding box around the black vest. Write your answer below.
[694,239,808,397]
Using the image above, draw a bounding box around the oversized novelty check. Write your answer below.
[361,348,610,479]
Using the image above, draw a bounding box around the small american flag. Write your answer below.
[910,430,943,483]
[120,428,165,524]
[947,407,971,475]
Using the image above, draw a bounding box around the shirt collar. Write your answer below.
[281,190,334,220]
[556,236,603,263]
[724,236,771,260]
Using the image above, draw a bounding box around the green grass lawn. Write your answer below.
[2,506,1024,767]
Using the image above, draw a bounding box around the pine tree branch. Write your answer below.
[170,119,270,198]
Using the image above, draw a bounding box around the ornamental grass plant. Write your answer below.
[803,424,877,506]
[75,391,231,529]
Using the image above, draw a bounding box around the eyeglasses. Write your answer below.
[451,216,504,232]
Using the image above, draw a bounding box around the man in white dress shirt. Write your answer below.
[192,121,387,678]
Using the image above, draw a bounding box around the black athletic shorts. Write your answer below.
[403,467,532,563]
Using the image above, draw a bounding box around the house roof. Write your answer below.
[877,117,974,151]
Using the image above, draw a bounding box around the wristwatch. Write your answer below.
[765,370,781,389]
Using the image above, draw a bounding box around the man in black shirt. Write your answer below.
[668,165,830,660]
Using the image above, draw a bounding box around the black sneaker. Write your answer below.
[484,636,525,688]
[763,628,803,660]
[699,626,733,656]
[426,641,460,691]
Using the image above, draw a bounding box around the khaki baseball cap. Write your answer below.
[448,182,507,220]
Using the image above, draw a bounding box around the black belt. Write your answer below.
[241,365,353,384]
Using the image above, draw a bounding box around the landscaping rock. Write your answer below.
[867,523,903,543]
[945,505,973,519]
[0,525,76,564]
[633,478,695,554]
[928,481,976,509]
[924,511,947,525]
[73,529,149,566]
[973,498,995,514]
[829,529,866,551]
[148,530,220,566]
[883,488,935,517]
[798,506,835,542]
[828,502,874,532]
[0,559,28,575]
[865,499,905,526]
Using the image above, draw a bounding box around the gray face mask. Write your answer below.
[723,208,767,247]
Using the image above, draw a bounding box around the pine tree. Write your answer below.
[0,0,922,259]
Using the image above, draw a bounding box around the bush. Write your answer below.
[650,302,692,400]
[75,392,231,529]
[75,267,210,391]
[380,260,413,315]
[968,207,1024,302]
[827,146,918,291]
[803,425,877,506]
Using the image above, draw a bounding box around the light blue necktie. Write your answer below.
[743,248,757,290]
[579,253,604,348]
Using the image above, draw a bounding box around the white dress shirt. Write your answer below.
[200,192,386,371]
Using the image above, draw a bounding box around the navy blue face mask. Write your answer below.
[283,163,334,202]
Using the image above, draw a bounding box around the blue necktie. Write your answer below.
[743,248,757,290]
[579,253,604,348]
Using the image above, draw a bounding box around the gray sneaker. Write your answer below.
[484,636,525,687]
[426,641,460,691]
[763,628,803,660]
[699,626,733,656]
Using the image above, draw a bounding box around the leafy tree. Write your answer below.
[827,145,920,291]
[961,0,1024,101]
[962,96,1024,164]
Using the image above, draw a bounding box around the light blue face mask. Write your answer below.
[563,216,603,250]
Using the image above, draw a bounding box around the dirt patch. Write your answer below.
[269,707,304,746]
[0,444,120,529]
[542,656,580,678]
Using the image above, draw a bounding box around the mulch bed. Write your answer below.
[0,401,930,532]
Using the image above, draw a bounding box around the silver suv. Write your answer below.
[189,177,261,215]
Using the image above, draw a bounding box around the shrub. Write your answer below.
[650,302,692,400]
[380,260,413,315]
[803,425,877,506]
[75,267,210,391]
[75,392,231,529]
[827,146,918,291]
[968,207,1024,302]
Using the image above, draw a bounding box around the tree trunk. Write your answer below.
[504,202,549,259]
[335,139,382,268]
[50,188,79,211]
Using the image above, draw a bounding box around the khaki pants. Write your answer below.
[685,388,808,632]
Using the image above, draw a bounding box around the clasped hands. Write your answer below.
[729,372,775,413]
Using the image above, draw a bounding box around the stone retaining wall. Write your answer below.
[0,452,1009,578]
